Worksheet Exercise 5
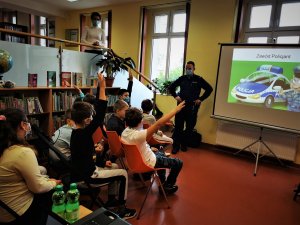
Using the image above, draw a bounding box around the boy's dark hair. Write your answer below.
[74,96,83,103]
[118,89,129,96]
[64,109,72,123]
[71,102,95,124]
[83,93,96,105]
[91,12,101,20]
[186,61,195,68]
[125,107,143,128]
[141,99,153,113]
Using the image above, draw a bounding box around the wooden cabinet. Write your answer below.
[0,22,28,43]
[0,87,93,137]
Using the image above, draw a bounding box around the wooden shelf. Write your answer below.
[0,87,93,136]
[0,86,119,136]
[0,22,28,43]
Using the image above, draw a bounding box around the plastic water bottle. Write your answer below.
[65,183,80,223]
[52,184,66,218]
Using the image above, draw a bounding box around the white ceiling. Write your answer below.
[0,0,142,17]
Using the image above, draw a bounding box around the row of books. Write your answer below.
[107,95,119,106]
[52,115,67,133]
[0,23,28,43]
[52,91,77,112]
[0,96,43,114]
[26,117,40,139]
[28,71,85,88]
[2,34,27,43]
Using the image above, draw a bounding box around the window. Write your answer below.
[139,4,188,85]
[31,15,49,46]
[39,16,47,46]
[150,9,186,81]
[238,0,300,44]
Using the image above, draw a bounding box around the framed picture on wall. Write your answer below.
[65,29,79,46]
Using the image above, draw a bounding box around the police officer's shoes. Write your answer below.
[181,145,187,152]
[172,145,180,154]
[160,184,178,195]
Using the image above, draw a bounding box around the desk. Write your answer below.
[79,205,92,219]
[47,205,92,225]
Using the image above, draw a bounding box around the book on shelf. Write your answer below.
[28,73,38,87]
[60,72,72,87]
[107,95,119,106]
[0,96,25,111]
[52,91,76,112]
[86,76,98,87]
[52,115,66,131]
[73,72,83,87]
[26,117,40,139]
[47,71,56,87]
[26,97,43,114]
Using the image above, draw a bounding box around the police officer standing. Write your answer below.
[169,61,213,154]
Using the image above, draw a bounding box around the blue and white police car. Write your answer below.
[231,65,291,108]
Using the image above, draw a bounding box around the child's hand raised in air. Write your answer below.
[98,72,105,87]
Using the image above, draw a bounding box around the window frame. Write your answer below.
[238,0,300,44]
[150,8,187,81]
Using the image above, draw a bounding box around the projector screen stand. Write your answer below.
[234,127,284,176]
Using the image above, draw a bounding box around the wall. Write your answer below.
[186,0,236,144]
[54,0,300,164]
[56,0,236,141]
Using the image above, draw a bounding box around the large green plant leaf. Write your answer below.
[95,48,136,77]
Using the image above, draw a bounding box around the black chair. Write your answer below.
[0,199,20,220]
[31,124,106,209]
[293,183,300,201]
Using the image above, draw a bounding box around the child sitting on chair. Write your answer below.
[70,73,136,220]
[122,101,185,194]
[141,99,173,144]
[52,109,74,161]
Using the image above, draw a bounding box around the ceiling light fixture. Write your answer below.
[67,0,78,2]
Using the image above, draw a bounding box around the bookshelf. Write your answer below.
[0,87,93,137]
[0,22,28,43]
[105,87,120,113]
[0,86,122,137]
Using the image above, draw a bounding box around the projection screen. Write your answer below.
[212,43,300,134]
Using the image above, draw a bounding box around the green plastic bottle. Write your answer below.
[52,184,66,218]
[65,183,80,223]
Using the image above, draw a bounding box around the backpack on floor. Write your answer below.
[182,129,202,148]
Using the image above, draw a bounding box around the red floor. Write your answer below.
[94,146,300,225]
[87,148,300,225]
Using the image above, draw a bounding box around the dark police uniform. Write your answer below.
[169,74,213,153]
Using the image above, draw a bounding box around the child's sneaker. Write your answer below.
[104,198,120,208]
[117,206,137,220]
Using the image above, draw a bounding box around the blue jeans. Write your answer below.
[154,151,183,185]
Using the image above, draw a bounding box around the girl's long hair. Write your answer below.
[0,108,28,156]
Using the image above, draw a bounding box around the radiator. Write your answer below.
[216,121,298,161]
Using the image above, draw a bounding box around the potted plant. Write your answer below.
[152,78,174,95]
[96,49,135,87]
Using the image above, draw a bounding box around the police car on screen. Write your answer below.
[231,65,291,108]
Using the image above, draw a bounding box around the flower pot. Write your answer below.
[105,77,115,87]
